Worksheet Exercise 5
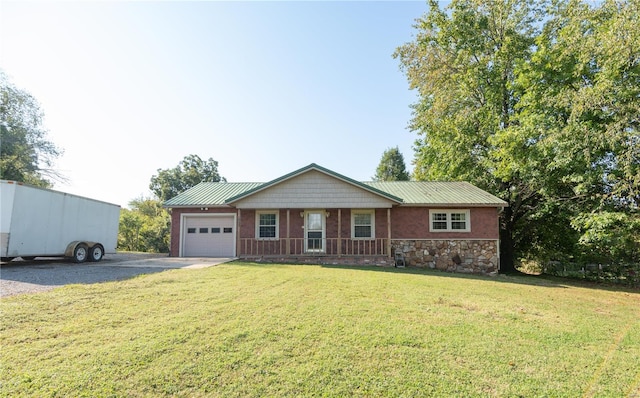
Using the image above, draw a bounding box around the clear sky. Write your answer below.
[1,1,430,208]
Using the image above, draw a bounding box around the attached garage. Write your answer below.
[181,214,236,257]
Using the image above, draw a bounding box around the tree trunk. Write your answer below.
[499,208,518,274]
[499,228,517,273]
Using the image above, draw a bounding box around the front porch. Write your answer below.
[238,237,391,258]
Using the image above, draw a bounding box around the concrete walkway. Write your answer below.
[104,256,236,269]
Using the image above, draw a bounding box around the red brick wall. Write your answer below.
[375,209,390,238]
[288,210,304,239]
[239,209,255,240]
[390,207,499,240]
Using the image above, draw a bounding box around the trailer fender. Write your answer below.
[65,241,100,263]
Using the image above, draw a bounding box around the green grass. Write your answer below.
[1,262,639,397]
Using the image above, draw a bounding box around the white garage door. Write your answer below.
[183,215,235,257]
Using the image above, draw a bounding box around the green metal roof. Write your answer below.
[365,181,507,206]
[163,182,263,207]
[163,165,507,208]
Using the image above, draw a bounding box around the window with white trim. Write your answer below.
[256,211,279,239]
[429,210,470,232]
[352,210,375,239]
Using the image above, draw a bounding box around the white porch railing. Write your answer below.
[239,238,389,257]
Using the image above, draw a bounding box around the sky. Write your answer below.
[1,1,430,208]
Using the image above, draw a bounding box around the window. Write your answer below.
[432,213,448,230]
[187,228,196,234]
[256,211,278,239]
[451,213,467,230]
[199,228,209,233]
[429,210,470,232]
[352,210,375,239]
[223,227,232,233]
[211,227,221,233]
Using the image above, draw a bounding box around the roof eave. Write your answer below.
[399,202,508,207]
[162,204,233,209]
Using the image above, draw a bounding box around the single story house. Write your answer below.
[163,163,508,274]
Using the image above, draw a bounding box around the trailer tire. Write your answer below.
[73,243,89,263]
[88,244,104,262]
[21,256,36,261]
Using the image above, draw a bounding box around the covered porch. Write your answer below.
[235,207,394,261]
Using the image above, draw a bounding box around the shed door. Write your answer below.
[183,215,235,257]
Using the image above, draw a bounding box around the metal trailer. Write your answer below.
[0,180,120,263]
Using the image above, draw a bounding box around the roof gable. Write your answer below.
[226,164,403,209]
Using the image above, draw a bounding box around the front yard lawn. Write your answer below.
[1,262,639,397]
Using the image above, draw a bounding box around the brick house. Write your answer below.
[164,164,508,274]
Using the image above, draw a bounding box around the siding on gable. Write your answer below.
[232,170,395,209]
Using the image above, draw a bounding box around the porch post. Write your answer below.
[237,209,242,257]
[286,209,290,255]
[337,209,342,258]
[387,208,392,258]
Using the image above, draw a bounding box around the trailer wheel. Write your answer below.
[21,256,36,261]
[88,244,104,262]
[73,243,89,263]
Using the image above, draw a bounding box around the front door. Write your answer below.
[304,210,325,253]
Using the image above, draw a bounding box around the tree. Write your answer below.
[149,154,226,202]
[118,197,170,253]
[118,209,143,252]
[374,147,410,181]
[515,0,640,265]
[395,0,639,271]
[395,0,547,272]
[0,70,62,187]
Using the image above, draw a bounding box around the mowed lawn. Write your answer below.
[1,262,639,397]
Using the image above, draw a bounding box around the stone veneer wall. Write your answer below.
[392,239,499,275]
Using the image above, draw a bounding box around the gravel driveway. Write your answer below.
[0,253,233,298]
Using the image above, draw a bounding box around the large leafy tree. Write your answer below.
[0,70,61,187]
[149,154,226,202]
[395,0,547,272]
[395,0,639,271]
[516,0,640,264]
[128,155,225,254]
[374,147,410,181]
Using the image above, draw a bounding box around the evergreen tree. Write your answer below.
[374,147,410,181]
